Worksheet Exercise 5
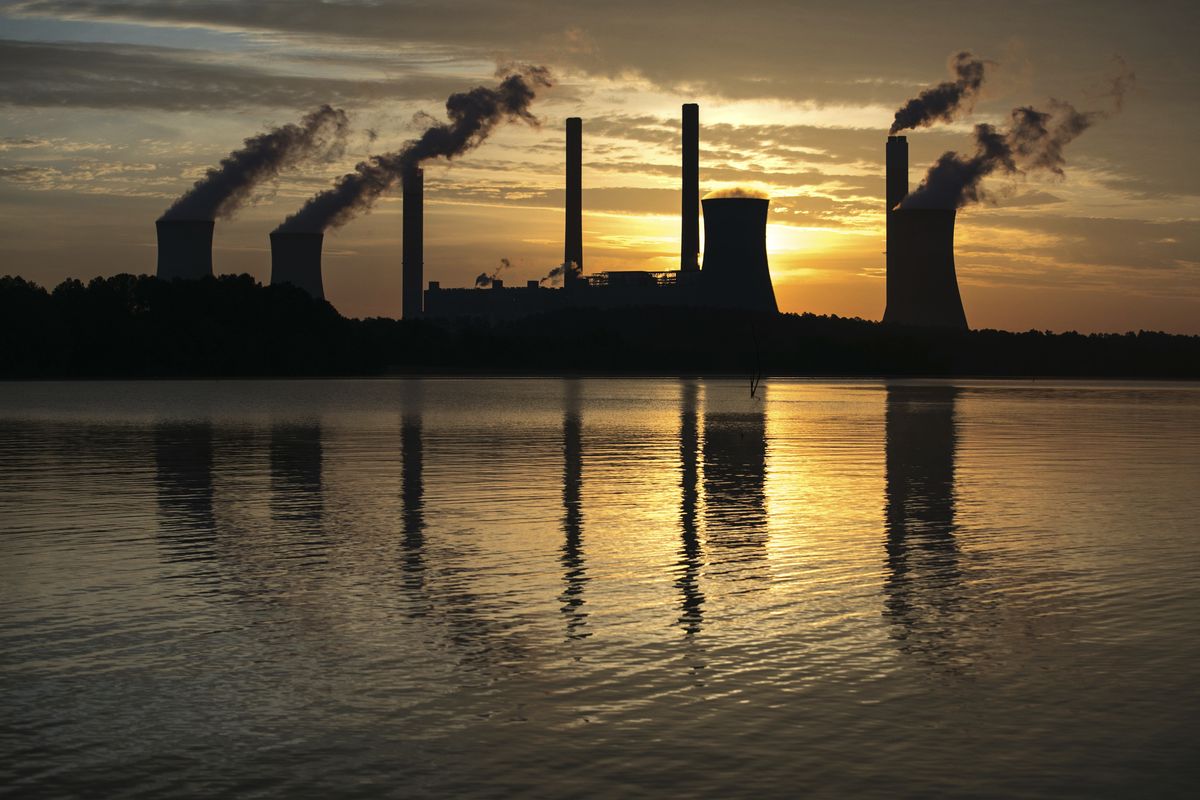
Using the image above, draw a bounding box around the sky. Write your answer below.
[1,0,1197,333]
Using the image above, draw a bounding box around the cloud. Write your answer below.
[965,214,1200,273]
[3,0,1135,105]
[0,38,469,110]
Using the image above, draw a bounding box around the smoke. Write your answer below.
[901,94,1121,209]
[276,66,553,233]
[703,186,770,200]
[160,105,349,221]
[475,257,511,288]
[890,52,989,135]
[900,123,1016,209]
[540,260,578,286]
[1104,55,1136,112]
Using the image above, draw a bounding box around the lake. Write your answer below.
[2,378,1198,797]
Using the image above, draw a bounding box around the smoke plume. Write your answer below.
[540,260,578,286]
[901,95,1119,209]
[160,105,349,221]
[475,257,511,288]
[704,186,770,199]
[890,52,989,135]
[277,66,553,233]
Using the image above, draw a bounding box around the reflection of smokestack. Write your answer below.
[883,209,968,329]
[681,103,700,272]
[700,197,777,313]
[269,232,324,299]
[156,220,214,280]
[402,166,423,319]
[564,117,583,280]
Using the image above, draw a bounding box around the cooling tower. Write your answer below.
[681,103,700,272]
[700,197,778,313]
[564,117,583,282]
[883,209,968,329]
[156,219,214,280]
[402,166,424,319]
[269,231,324,299]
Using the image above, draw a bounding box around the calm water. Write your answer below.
[2,378,1198,798]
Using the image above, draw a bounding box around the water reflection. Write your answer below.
[882,384,965,663]
[153,421,216,561]
[400,401,426,590]
[677,380,704,635]
[269,422,324,529]
[703,389,769,562]
[560,381,589,639]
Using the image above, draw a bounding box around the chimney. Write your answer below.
[886,135,908,213]
[700,197,777,313]
[402,165,424,319]
[883,208,968,329]
[681,103,700,271]
[564,117,583,283]
[269,231,324,299]
[156,219,214,280]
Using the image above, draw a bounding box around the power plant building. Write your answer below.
[423,105,779,320]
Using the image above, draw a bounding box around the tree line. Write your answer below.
[2,274,1196,379]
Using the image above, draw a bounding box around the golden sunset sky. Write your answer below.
[1,0,1197,332]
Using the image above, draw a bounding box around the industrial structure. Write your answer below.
[883,135,969,329]
[270,232,325,299]
[422,105,779,320]
[156,220,214,281]
[402,166,424,319]
[150,106,972,330]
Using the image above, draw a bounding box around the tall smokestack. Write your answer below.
[886,135,908,213]
[681,103,700,271]
[883,208,968,329]
[270,231,324,299]
[402,166,423,319]
[564,117,583,282]
[885,134,907,324]
[700,196,777,313]
[156,219,214,280]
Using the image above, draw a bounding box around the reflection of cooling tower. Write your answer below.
[156,219,214,280]
[703,406,768,548]
[883,209,968,330]
[700,197,778,313]
[269,232,324,299]
[402,166,424,320]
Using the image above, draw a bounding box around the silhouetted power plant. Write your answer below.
[149,90,1008,329]
[883,134,968,330]
[423,105,779,319]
